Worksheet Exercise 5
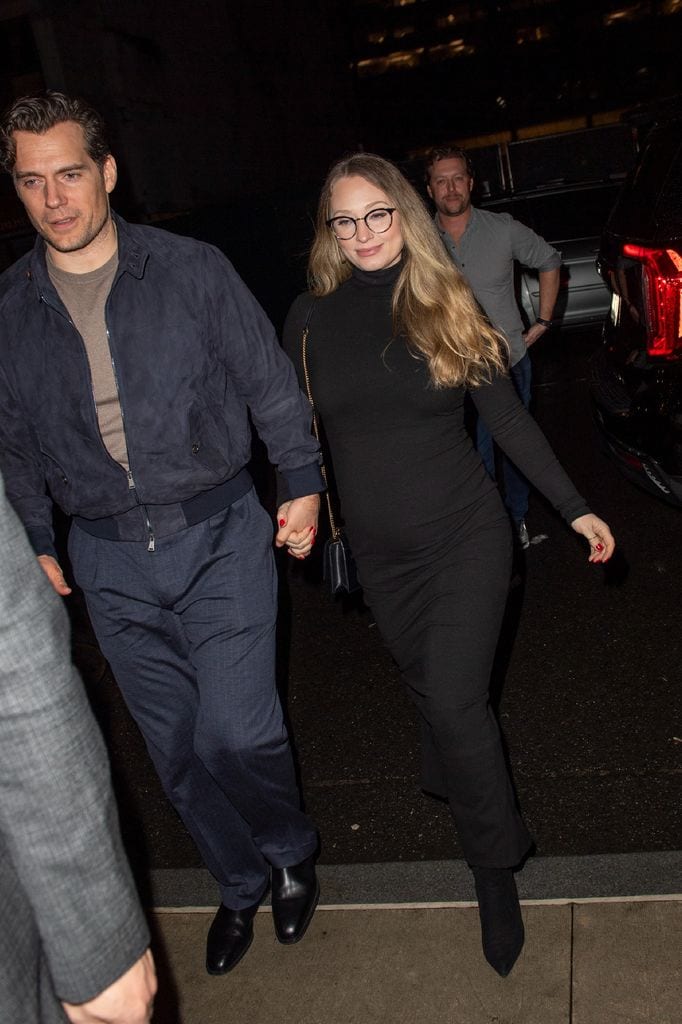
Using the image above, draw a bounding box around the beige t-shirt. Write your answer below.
[48,251,130,471]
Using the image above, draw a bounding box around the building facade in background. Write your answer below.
[350,0,682,154]
[0,1,358,217]
[1,1,680,314]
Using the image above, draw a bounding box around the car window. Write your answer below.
[607,122,682,242]
[482,185,620,241]
[653,141,682,236]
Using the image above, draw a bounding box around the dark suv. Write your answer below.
[591,111,682,507]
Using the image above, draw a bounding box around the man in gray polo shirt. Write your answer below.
[425,146,561,548]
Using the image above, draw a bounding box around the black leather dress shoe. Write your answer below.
[271,855,320,944]
[205,902,259,975]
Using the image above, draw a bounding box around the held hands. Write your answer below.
[275,493,320,560]
[570,514,615,564]
[38,554,72,596]
[62,948,157,1024]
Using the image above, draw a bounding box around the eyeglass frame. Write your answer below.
[326,207,397,240]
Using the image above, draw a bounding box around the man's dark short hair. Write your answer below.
[0,90,111,174]
[424,146,475,184]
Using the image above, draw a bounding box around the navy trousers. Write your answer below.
[68,488,317,909]
[476,352,533,524]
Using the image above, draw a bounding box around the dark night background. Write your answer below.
[1,1,681,319]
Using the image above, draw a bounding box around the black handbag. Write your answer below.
[322,531,360,595]
[302,302,361,596]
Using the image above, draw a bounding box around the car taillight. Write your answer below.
[622,244,682,358]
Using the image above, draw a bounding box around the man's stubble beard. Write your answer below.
[439,196,470,218]
[41,201,112,255]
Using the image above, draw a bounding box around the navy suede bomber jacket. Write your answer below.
[0,214,323,557]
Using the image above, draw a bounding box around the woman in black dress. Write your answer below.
[279,154,614,977]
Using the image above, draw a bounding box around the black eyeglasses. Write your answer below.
[326,207,396,240]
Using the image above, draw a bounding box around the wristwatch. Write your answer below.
[536,316,553,328]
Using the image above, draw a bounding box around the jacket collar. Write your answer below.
[26,211,149,297]
[112,212,149,279]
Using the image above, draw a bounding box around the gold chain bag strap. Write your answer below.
[301,300,360,595]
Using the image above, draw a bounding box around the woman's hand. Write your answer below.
[570,513,615,563]
[275,494,320,559]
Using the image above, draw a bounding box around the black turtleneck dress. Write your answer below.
[284,262,590,868]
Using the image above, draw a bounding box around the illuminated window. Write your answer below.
[603,4,647,25]
[428,38,475,60]
[516,24,551,44]
[357,47,425,77]
[435,3,483,29]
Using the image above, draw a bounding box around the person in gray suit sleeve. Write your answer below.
[0,473,156,1024]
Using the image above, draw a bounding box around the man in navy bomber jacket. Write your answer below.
[0,91,323,977]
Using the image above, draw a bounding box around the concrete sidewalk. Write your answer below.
[146,856,681,1024]
[149,899,680,1023]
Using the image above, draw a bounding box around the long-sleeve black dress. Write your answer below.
[284,261,590,869]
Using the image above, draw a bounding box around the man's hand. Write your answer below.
[275,493,320,559]
[62,948,156,1024]
[522,322,548,348]
[525,267,560,348]
[38,554,72,596]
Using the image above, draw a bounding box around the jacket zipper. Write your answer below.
[40,289,156,553]
[126,468,155,552]
[107,330,154,552]
[104,283,156,554]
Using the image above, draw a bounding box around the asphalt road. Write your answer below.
[73,330,681,875]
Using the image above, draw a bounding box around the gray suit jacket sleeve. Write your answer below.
[0,475,149,1005]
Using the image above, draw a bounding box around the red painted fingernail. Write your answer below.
[595,543,604,552]
[310,526,316,533]
[279,519,286,527]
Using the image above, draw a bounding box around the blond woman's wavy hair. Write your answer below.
[308,152,507,388]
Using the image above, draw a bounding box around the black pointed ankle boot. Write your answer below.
[471,865,524,977]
